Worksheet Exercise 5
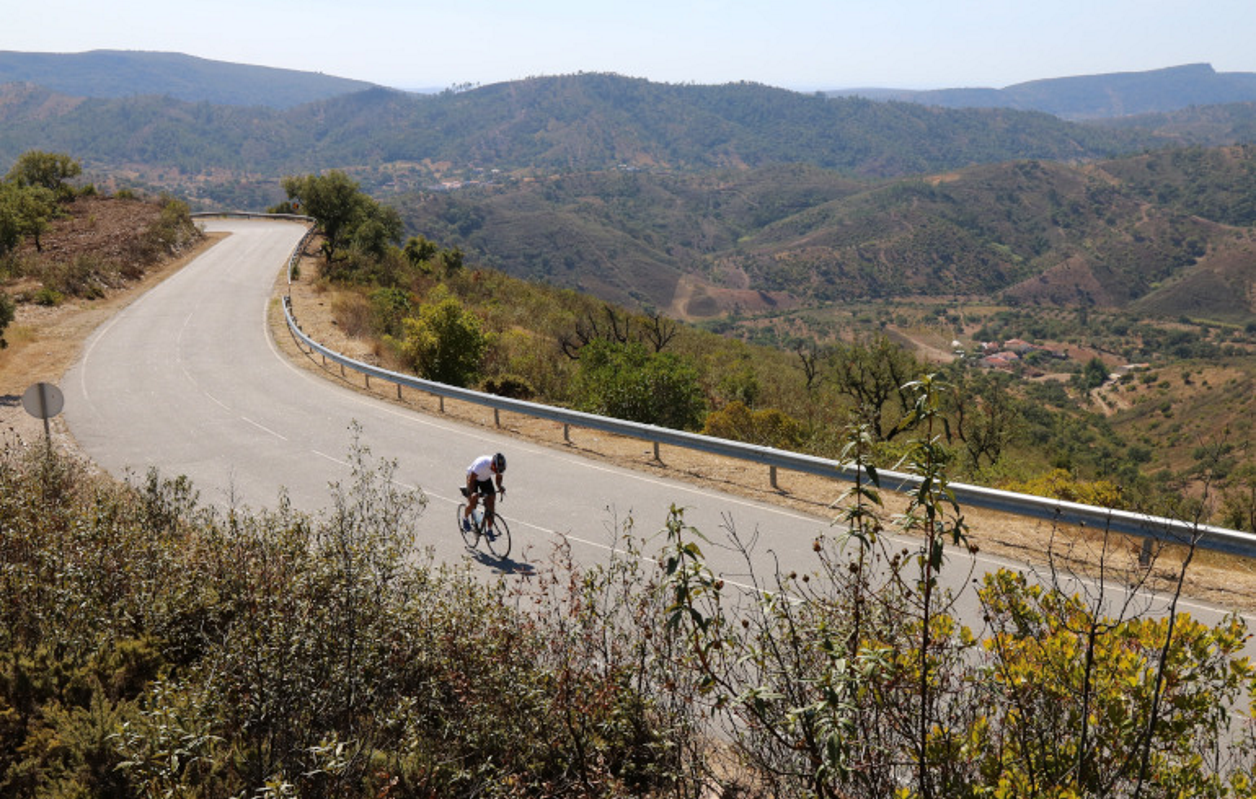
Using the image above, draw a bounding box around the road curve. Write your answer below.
[61,219,1254,641]
[63,218,841,574]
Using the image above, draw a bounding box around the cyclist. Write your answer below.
[462,452,506,533]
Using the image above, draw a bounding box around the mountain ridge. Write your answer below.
[829,63,1256,120]
[0,49,380,109]
[0,73,1159,186]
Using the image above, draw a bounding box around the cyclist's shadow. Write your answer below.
[469,547,537,576]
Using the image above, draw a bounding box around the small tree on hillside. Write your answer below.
[402,235,438,269]
[573,339,705,430]
[0,181,58,254]
[827,334,925,441]
[6,150,82,200]
[281,171,402,265]
[389,286,488,386]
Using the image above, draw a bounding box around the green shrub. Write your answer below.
[701,400,804,450]
[481,374,535,400]
[0,291,13,348]
[0,433,693,798]
[31,286,63,306]
[573,339,705,430]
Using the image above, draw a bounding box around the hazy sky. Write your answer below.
[7,0,1255,92]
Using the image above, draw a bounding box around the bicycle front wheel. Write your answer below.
[456,502,479,548]
[486,513,511,559]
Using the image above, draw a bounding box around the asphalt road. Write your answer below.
[62,218,836,578]
[62,218,1255,642]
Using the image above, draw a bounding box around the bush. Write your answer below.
[701,401,804,450]
[31,286,63,306]
[389,285,489,386]
[573,339,705,430]
[482,374,535,400]
[368,285,412,337]
[0,432,696,798]
[998,467,1125,508]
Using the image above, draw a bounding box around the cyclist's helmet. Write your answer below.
[492,452,507,473]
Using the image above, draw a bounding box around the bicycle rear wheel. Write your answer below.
[485,513,511,559]
[456,502,479,548]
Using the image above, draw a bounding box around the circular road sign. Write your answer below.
[22,382,65,420]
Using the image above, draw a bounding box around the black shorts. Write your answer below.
[473,478,495,498]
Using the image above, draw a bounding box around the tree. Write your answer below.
[390,285,488,386]
[347,205,403,259]
[573,339,705,430]
[282,171,361,258]
[281,171,402,264]
[402,235,438,268]
[438,246,464,274]
[6,150,81,200]
[947,369,1022,472]
[827,334,924,440]
[0,291,14,349]
[1081,356,1109,390]
[0,181,58,254]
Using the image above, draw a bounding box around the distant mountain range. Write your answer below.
[3,51,1254,121]
[0,50,379,109]
[830,63,1256,120]
[0,73,1171,188]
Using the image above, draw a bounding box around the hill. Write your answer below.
[0,73,1162,195]
[833,63,1256,120]
[0,50,379,108]
[392,150,1256,323]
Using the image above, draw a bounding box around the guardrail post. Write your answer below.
[340,363,345,377]
[365,374,371,389]
[1140,537,1154,567]
[653,441,661,462]
[563,424,570,443]
[439,396,445,413]
[397,383,402,400]
[770,465,778,489]
[494,408,501,427]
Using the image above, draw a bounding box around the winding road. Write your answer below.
[61,218,1254,643]
[64,218,841,577]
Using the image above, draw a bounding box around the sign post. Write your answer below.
[21,382,64,449]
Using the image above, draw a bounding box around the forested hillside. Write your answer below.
[0,73,1161,194]
[393,148,1256,323]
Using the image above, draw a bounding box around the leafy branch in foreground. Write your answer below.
[656,379,1256,798]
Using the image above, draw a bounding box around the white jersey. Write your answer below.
[467,455,495,482]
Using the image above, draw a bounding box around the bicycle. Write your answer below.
[457,487,511,558]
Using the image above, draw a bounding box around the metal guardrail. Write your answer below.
[203,212,1256,558]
